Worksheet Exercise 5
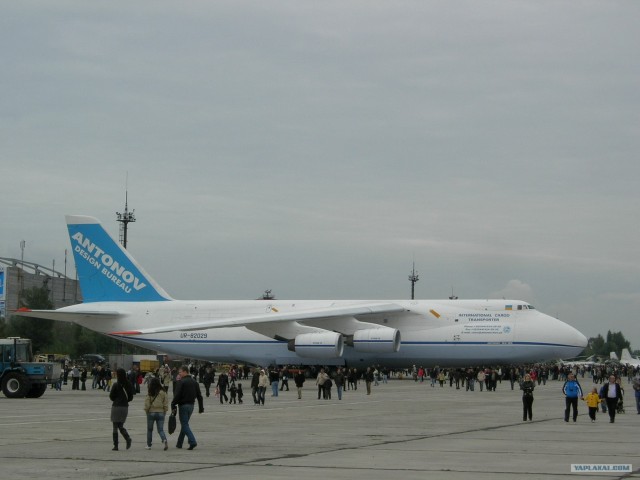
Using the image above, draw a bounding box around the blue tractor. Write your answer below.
[0,337,54,398]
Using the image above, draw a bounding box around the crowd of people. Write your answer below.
[55,359,640,452]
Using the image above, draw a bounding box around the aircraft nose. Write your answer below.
[555,318,588,358]
[575,329,588,349]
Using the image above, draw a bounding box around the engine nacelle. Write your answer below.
[287,332,344,359]
[349,328,401,353]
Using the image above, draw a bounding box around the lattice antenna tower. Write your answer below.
[116,177,136,249]
[408,261,419,300]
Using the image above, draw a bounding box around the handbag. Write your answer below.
[168,413,177,435]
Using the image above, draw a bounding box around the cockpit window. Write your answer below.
[517,304,535,310]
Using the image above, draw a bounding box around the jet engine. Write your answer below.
[287,332,344,358]
[347,327,401,353]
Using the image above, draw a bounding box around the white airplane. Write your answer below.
[16,216,588,368]
[558,355,598,368]
[620,349,640,367]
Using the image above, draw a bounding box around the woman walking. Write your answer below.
[110,368,134,451]
[144,377,169,450]
[520,373,535,421]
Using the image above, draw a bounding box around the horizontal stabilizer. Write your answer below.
[13,308,123,323]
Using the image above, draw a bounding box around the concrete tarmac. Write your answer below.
[0,377,638,480]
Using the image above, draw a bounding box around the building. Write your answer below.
[0,258,82,320]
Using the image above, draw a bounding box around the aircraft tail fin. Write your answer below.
[621,348,634,361]
[610,351,619,361]
[66,215,172,303]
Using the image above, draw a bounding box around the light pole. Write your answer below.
[19,240,25,306]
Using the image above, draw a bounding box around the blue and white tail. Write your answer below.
[66,215,172,303]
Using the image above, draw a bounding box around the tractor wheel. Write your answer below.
[2,372,29,398]
[26,383,48,398]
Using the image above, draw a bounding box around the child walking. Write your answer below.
[237,384,244,404]
[584,387,600,422]
[229,384,238,404]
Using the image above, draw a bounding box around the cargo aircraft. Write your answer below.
[16,216,588,367]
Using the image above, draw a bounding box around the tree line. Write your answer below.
[582,330,636,359]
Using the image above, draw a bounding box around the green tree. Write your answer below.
[7,286,54,352]
[587,334,605,357]
[584,331,632,359]
[46,322,154,357]
[4,287,158,358]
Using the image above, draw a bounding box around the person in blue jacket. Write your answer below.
[562,373,584,422]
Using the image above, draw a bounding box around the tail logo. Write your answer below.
[71,232,147,294]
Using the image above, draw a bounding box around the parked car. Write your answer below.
[80,354,106,365]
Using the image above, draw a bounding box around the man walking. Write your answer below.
[280,366,290,391]
[316,368,329,399]
[562,373,583,422]
[601,375,623,423]
[251,368,261,404]
[269,367,280,397]
[294,369,306,400]
[202,367,214,398]
[334,367,345,400]
[216,370,229,404]
[171,365,204,450]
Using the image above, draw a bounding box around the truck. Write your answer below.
[0,337,54,398]
[107,354,162,373]
[139,359,160,373]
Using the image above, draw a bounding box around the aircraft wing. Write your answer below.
[125,302,406,336]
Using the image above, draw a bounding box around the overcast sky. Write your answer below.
[2,1,639,347]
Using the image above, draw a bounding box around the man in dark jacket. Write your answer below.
[334,367,345,400]
[601,375,624,423]
[294,370,306,400]
[216,371,230,404]
[171,365,204,450]
[364,367,374,395]
[269,367,280,396]
[251,368,261,404]
[280,366,290,391]
[202,367,215,397]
